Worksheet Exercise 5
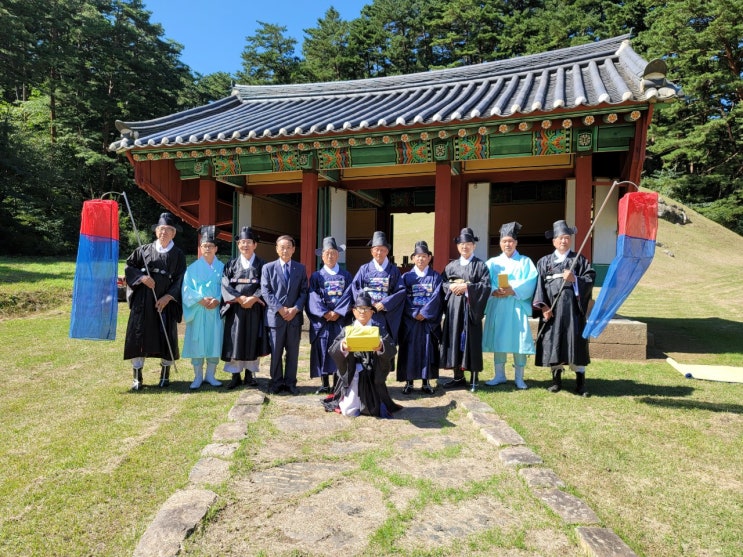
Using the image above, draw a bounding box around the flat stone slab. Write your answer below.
[519,467,566,489]
[227,403,262,423]
[235,391,266,406]
[133,488,217,557]
[577,526,638,556]
[211,421,247,441]
[536,489,600,525]
[499,446,543,466]
[397,496,518,549]
[470,413,526,446]
[201,442,238,459]
[189,456,231,486]
[456,396,494,413]
[250,461,353,497]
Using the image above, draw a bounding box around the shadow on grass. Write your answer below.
[641,317,743,356]
[524,377,695,398]
[0,263,76,284]
[636,396,743,415]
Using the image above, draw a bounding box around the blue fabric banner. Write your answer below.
[69,200,120,340]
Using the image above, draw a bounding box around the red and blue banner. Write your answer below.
[69,199,120,340]
[583,191,658,339]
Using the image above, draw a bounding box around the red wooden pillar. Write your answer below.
[434,162,456,273]
[574,155,593,260]
[626,105,654,189]
[198,179,217,225]
[300,171,319,276]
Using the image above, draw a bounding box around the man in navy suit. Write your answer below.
[261,235,309,394]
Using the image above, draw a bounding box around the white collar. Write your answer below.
[239,254,255,268]
[155,241,173,253]
[458,255,473,265]
[413,266,427,277]
[553,250,568,263]
[372,258,388,272]
[323,264,340,275]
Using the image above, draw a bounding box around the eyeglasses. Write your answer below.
[354,306,371,313]
[201,245,215,250]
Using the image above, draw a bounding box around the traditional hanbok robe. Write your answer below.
[396,266,443,381]
[221,254,270,361]
[482,250,538,355]
[181,256,225,359]
[351,260,405,342]
[533,250,595,367]
[306,266,353,378]
[123,241,186,361]
[439,256,491,372]
[327,322,402,418]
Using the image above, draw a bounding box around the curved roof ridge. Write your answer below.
[233,35,632,100]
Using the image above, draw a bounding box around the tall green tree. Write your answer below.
[237,22,302,85]
[302,8,353,82]
[0,0,198,255]
[640,0,743,233]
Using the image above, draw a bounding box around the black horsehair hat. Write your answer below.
[353,292,376,311]
[454,227,479,244]
[199,225,218,244]
[499,221,522,240]
[545,220,578,239]
[316,236,346,256]
[411,240,432,257]
[152,212,182,232]
[367,230,391,250]
[236,226,260,242]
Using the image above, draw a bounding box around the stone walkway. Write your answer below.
[134,346,636,556]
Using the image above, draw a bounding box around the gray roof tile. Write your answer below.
[111,35,681,151]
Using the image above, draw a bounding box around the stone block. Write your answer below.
[535,489,599,525]
[133,488,217,557]
[576,526,638,557]
[499,446,542,466]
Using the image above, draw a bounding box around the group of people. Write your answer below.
[123,212,595,420]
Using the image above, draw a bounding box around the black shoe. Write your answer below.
[287,385,300,395]
[226,374,242,390]
[421,384,435,395]
[243,371,258,386]
[441,376,467,389]
[401,382,413,395]
[315,385,331,395]
[548,368,563,393]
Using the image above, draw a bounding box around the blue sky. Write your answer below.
[143,0,370,76]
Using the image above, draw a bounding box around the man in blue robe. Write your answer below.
[350,230,406,343]
[396,240,443,394]
[482,222,538,389]
[306,236,353,394]
[182,226,225,389]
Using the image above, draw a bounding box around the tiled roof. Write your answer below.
[110,35,681,152]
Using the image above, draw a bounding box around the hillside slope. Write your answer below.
[619,192,743,364]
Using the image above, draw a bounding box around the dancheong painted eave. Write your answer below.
[109,35,682,153]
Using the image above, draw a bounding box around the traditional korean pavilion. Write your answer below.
[110,34,681,280]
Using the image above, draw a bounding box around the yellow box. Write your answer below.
[344,325,381,351]
[498,273,510,288]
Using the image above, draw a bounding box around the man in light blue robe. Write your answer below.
[182,226,225,389]
[482,222,538,389]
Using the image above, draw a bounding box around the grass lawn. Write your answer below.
[0,201,741,556]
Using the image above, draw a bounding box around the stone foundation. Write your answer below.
[529,317,648,360]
